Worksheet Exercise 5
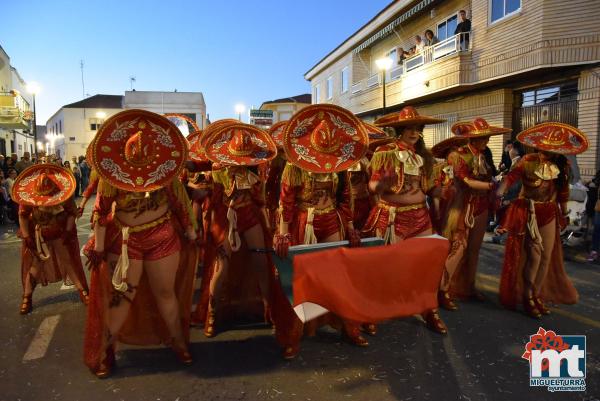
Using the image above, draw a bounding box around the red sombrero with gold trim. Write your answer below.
[205,123,277,166]
[268,120,287,150]
[92,109,188,192]
[199,119,239,149]
[11,164,76,206]
[516,122,588,155]
[85,137,95,166]
[283,104,368,173]
[451,118,512,138]
[375,106,445,128]
[187,130,209,163]
[431,136,468,159]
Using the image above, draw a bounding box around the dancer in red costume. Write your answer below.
[275,104,370,346]
[496,122,585,317]
[83,110,198,378]
[438,118,510,311]
[199,122,302,359]
[364,106,448,334]
[13,164,89,314]
[260,120,288,231]
[430,136,467,234]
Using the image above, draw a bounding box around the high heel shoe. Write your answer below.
[171,340,193,365]
[20,294,33,315]
[78,289,89,305]
[282,343,300,360]
[423,309,448,335]
[523,295,542,319]
[438,290,458,311]
[362,323,377,336]
[342,323,369,347]
[534,296,550,315]
[95,336,115,379]
[204,296,218,338]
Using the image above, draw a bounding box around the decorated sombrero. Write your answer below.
[362,121,394,151]
[282,104,369,173]
[268,121,287,149]
[165,113,200,135]
[91,109,188,192]
[85,137,95,166]
[374,106,445,128]
[516,122,588,155]
[199,119,239,149]
[431,136,468,159]
[187,130,209,163]
[451,118,512,138]
[11,164,76,207]
[204,123,277,166]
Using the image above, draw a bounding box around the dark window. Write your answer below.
[519,82,578,107]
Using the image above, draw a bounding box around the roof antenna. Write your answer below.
[80,60,86,98]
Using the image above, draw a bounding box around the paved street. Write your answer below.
[0,210,599,401]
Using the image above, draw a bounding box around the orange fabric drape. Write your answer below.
[292,237,449,323]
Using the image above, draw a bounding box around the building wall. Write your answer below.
[260,102,311,122]
[124,91,207,129]
[576,66,600,178]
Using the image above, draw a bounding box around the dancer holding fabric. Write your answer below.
[275,104,370,346]
[365,106,448,334]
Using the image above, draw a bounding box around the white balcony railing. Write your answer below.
[405,31,471,72]
[349,32,472,93]
[366,74,380,88]
[351,82,363,94]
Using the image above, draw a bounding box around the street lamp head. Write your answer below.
[235,104,246,114]
[96,111,107,119]
[27,82,41,95]
[375,57,394,71]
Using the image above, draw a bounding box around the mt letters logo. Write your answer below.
[522,327,586,392]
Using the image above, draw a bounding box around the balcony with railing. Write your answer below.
[0,90,32,130]
[349,32,472,114]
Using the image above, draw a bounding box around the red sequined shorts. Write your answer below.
[295,208,345,244]
[108,215,181,261]
[363,201,432,240]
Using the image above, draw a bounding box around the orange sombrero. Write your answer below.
[362,121,394,150]
[85,137,95,166]
[187,130,209,163]
[516,122,588,155]
[451,118,512,138]
[11,164,76,207]
[282,104,368,173]
[92,109,188,192]
[375,106,445,128]
[205,123,277,166]
[268,120,288,150]
[431,136,468,159]
[199,119,239,149]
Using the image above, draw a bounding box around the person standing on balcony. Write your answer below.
[455,10,471,50]
[424,30,439,46]
[415,35,425,53]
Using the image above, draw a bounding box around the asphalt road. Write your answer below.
[0,210,598,401]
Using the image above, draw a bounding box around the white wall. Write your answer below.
[124,91,207,129]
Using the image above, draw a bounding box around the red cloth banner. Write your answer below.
[292,236,449,323]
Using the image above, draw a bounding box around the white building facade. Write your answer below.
[0,44,35,158]
[47,90,207,162]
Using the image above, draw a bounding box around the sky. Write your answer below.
[1,0,390,124]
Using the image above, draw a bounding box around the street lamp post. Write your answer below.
[375,57,393,116]
[235,104,245,121]
[26,82,40,159]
